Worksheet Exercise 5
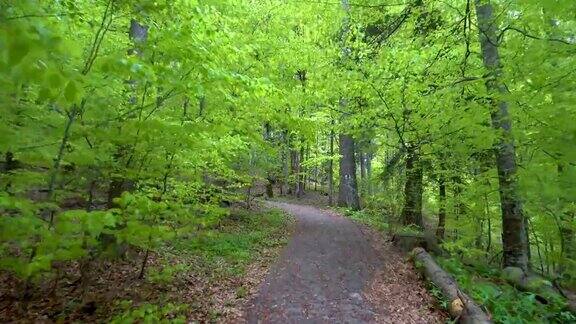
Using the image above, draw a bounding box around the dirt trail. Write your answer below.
[246,201,445,323]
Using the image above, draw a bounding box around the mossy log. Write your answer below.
[411,247,492,324]
[502,267,576,313]
[393,232,445,255]
[393,233,427,253]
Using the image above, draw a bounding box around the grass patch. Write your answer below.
[339,208,389,233]
[170,208,291,277]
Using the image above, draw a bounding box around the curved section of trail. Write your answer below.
[246,201,445,324]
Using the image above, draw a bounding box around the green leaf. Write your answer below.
[64,80,80,103]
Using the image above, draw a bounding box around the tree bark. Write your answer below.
[412,248,492,323]
[281,130,289,195]
[474,0,529,271]
[266,180,274,199]
[300,145,306,193]
[335,0,360,210]
[557,163,575,277]
[401,146,423,228]
[291,146,304,198]
[337,133,360,210]
[338,0,360,210]
[360,151,367,180]
[366,151,372,195]
[328,128,335,205]
[436,172,447,240]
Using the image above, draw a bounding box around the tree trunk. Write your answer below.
[328,128,335,205]
[337,133,360,210]
[366,152,372,195]
[360,151,367,180]
[282,130,289,195]
[335,1,359,210]
[300,145,306,193]
[474,0,529,271]
[558,163,575,277]
[291,147,304,198]
[436,173,446,240]
[401,146,423,228]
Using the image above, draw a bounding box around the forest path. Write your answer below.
[245,201,445,323]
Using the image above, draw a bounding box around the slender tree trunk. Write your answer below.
[300,145,306,193]
[451,175,465,240]
[401,145,423,228]
[475,0,529,270]
[262,123,275,199]
[360,152,367,180]
[328,128,334,205]
[291,147,304,198]
[337,133,360,210]
[366,151,372,195]
[558,163,575,276]
[544,242,551,275]
[436,172,446,240]
[139,246,150,279]
[197,96,206,117]
[281,130,289,195]
[485,192,492,253]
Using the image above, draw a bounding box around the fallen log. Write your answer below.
[392,233,427,253]
[393,232,445,256]
[502,267,576,313]
[411,247,492,324]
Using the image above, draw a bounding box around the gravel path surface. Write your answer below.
[246,201,446,323]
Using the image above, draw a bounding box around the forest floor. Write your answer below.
[245,200,447,323]
[0,207,292,323]
[1,193,448,323]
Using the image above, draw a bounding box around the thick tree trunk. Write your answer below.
[337,133,360,210]
[412,248,492,323]
[475,0,529,271]
[335,1,359,210]
[401,146,423,228]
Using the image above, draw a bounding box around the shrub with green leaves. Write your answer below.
[111,301,187,324]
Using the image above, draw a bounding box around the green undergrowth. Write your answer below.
[435,258,575,323]
[169,207,291,277]
[339,207,423,236]
[114,208,292,322]
[111,301,188,324]
[339,208,389,233]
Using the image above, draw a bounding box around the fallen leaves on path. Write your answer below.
[362,224,448,323]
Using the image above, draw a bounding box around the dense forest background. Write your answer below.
[1,0,575,322]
